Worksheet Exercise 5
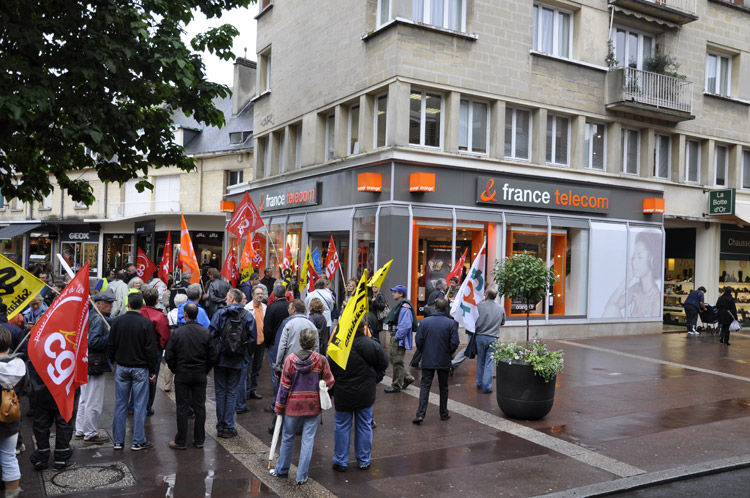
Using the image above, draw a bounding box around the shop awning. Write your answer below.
[733,202,750,227]
[0,223,41,240]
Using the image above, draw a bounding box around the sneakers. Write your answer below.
[168,441,187,450]
[269,469,288,478]
[297,478,308,485]
[74,433,84,440]
[359,463,371,470]
[113,442,124,450]
[84,434,110,445]
[53,460,75,470]
[15,443,25,455]
[687,330,699,335]
[131,440,155,451]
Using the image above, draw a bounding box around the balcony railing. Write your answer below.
[648,0,697,14]
[108,200,180,218]
[607,67,693,119]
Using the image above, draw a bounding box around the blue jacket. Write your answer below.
[415,312,459,370]
[395,304,414,350]
[178,301,210,328]
[88,310,113,353]
[209,303,256,369]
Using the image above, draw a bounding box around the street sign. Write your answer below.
[708,189,735,216]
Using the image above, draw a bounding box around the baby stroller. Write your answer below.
[698,305,718,335]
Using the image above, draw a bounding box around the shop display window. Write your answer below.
[61,242,98,276]
[28,232,52,265]
[663,258,694,326]
[719,259,750,324]
[354,216,375,280]
[286,222,302,276]
[267,222,285,275]
[0,237,23,265]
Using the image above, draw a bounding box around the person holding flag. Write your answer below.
[450,241,487,372]
[28,262,92,471]
[382,285,417,393]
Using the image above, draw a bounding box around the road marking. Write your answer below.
[158,375,336,498]
[557,340,750,383]
[381,375,644,478]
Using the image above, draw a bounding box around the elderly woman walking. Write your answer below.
[271,328,334,485]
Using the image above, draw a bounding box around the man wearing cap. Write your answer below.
[684,286,707,335]
[383,285,417,393]
[75,291,115,444]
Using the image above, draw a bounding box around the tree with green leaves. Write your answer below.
[492,251,558,343]
[0,0,253,205]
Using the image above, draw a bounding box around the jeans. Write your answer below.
[416,369,449,419]
[0,434,20,481]
[174,371,207,446]
[75,374,106,438]
[147,349,163,413]
[475,334,496,393]
[389,335,414,389]
[113,365,150,445]
[275,414,320,483]
[333,406,373,468]
[214,366,241,432]
[235,366,248,412]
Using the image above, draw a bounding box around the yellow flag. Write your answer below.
[328,270,369,370]
[299,245,312,293]
[0,254,46,319]
[367,259,393,288]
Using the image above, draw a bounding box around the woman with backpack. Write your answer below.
[270,328,334,485]
[0,326,27,495]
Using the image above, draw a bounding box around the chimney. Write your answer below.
[232,57,257,116]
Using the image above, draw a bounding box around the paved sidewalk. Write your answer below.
[16,328,750,497]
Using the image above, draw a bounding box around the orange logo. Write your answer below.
[480,178,497,202]
[258,193,265,211]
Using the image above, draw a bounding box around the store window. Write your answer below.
[532,3,572,59]
[354,215,376,280]
[409,89,442,148]
[584,122,605,170]
[61,242,98,276]
[504,107,531,160]
[459,99,489,155]
[374,94,388,148]
[286,222,302,276]
[714,145,728,187]
[546,114,569,166]
[654,134,671,179]
[266,221,285,275]
[663,228,695,326]
[0,237,23,264]
[104,234,131,272]
[719,228,750,324]
[28,232,52,266]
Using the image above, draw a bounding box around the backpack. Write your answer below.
[0,382,20,423]
[220,307,249,358]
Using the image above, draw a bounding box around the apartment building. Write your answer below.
[230,0,749,337]
[0,59,257,280]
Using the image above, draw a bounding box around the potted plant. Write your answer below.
[491,251,564,420]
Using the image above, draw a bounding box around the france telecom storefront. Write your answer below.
[234,161,664,338]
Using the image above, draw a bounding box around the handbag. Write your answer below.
[318,379,332,410]
[0,382,20,423]
[376,302,391,322]
[729,312,741,332]
[88,351,109,376]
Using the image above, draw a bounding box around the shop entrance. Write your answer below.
[308,232,349,306]
[411,220,485,317]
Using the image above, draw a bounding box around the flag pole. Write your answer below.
[56,253,110,331]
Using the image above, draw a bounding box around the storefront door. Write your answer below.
[308,232,349,306]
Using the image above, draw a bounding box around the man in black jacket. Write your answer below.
[412,299,459,424]
[262,284,290,413]
[206,268,231,318]
[165,303,217,450]
[107,293,158,450]
[260,268,276,298]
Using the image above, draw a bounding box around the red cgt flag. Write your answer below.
[221,249,239,287]
[446,248,468,287]
[28,262,90,422]
[158,231,173,285]
[324,236,340,281]
[226,192,265,239]
[136,247,158,281]
[251,233,265,269]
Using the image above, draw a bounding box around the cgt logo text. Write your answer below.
[477,177,610,213]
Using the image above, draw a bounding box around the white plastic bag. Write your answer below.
[729,319,741,332]
[319,379,332,410]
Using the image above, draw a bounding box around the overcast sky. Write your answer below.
[183,3,259,87]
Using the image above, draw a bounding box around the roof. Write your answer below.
[171,93,254,157]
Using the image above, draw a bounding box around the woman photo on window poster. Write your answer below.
[603,229,662,318]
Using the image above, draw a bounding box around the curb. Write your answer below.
[534,454,750,497]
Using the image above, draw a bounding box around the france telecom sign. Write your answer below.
[708,189,735,216]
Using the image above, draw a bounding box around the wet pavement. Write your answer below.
[14,328,750,497]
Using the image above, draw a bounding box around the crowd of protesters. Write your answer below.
[0,259,505,491]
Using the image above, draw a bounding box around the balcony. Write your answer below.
[108,200,180,219]
[606,67,694,122]
[609,0,698,25]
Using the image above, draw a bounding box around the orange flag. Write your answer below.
[179,214,201,284]
[240,235,256,271]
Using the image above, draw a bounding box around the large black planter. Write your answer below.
[496,361,556,420]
